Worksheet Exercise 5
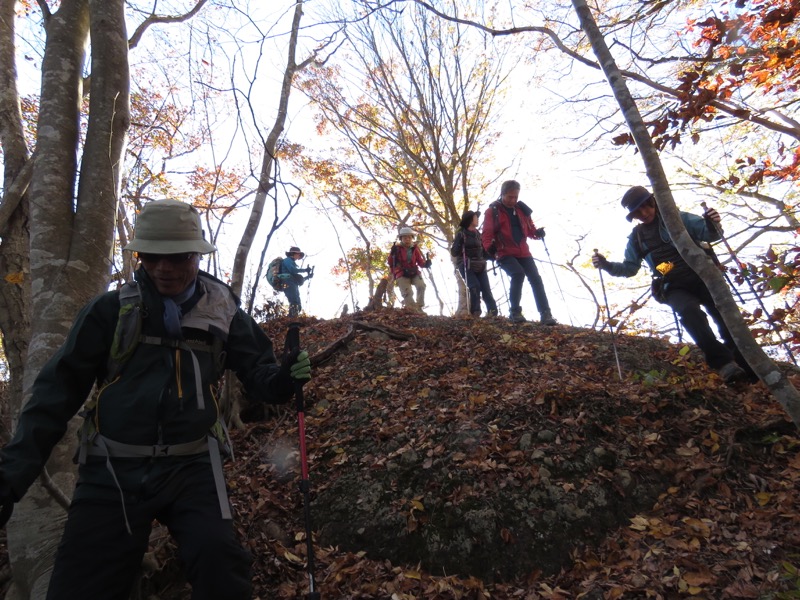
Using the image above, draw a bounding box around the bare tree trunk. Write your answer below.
[571,0,800,427]
[230,0,309,297]
[6,1,128,597]
[0,0,32,437]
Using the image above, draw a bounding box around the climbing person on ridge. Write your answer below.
[388,226,431,313]
[280,246,314,317]
[451,209,498,318]
[481,179,557,325]
[592,185,757,384]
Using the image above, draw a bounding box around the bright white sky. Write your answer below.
[11,1,791,348]
[206,0,783,340]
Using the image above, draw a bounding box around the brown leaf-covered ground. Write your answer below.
[3,310,800,599]
[227,311,800,600]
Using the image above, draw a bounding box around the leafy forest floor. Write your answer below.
[3,310,800,599]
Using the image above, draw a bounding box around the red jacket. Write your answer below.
[481,200,541,259]
[388,244,427,280]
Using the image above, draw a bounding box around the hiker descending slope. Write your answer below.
[451,209,498,317]
[592,185,757,384]
[481,180,557,325]
[280,246,314,317]
[0,200,312,599]
[389,227,431,313]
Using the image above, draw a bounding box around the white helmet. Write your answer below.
[398,226,415,238]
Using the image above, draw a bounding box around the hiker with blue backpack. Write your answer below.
[278,246,314,317]
[481,180,557,325]
[0,200,312,600]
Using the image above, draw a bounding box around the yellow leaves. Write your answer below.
[755,491,773,506]
[283,550,303,564]
[410,498,425,512]
[4,272,24,285]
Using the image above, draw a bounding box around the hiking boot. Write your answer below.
[718,362,747,384]
[486,308,499,317]
[540,311,557,326]
[509,310,527,323]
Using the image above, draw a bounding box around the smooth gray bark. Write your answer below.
[571,0,800,427]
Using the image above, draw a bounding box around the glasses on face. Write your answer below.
[138,252,197,265]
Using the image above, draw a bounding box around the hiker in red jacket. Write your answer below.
[481,180,557,325]
[388,227,431,313]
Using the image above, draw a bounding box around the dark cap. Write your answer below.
[621,186,654,221]
[459,210,481,230]
[286,246,305,258]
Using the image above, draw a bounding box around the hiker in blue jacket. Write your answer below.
[0,200,312,600]
[592,185,757,384]
[280,246,313,317]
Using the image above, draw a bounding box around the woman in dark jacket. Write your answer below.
[452,210,498,317]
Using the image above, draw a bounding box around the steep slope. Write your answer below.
[155,312,800,598]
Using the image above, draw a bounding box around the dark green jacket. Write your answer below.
[1,269,292,502]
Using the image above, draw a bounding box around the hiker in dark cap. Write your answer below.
[281,246,314,317]
[592,185,756,384]
[451,210,498,317]
[481,180,557,325]
[0,199,312,599]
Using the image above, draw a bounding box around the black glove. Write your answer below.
[535,227,546,239]
[486,241,497,258]
[305,271,314,280]
[0,475,14,528]
[592,253,609,270]
[278,349,312,388]
[304,267,312,273]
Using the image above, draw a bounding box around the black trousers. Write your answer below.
[664,277,754,376]
[457,263,498,315]
[46,461,252,600]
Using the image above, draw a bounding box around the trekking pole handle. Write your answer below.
[284,323,304,414]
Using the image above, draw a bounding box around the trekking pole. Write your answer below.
[540,238,575,326]
[594,250,624,380]
[498,265,510,313]
[671,309,683,344]
[459,235,471,315]
[284,323,321,600]
[700,202,797,366]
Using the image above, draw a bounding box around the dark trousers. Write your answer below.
[283,282,302,315]
[458,265,498,315]
[664,278,754,376]
[47,462,252,600]
[497,255,550,315]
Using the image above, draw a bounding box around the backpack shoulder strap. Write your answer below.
[107,281,145,381]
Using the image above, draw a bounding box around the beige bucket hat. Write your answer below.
[124,200,216,254]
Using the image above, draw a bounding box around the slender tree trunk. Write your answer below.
[230,0,306,297]
[7,2,93,598]
[0,0,32,437]
[571,0,800,427]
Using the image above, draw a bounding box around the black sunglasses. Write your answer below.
[138,252,197,265]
